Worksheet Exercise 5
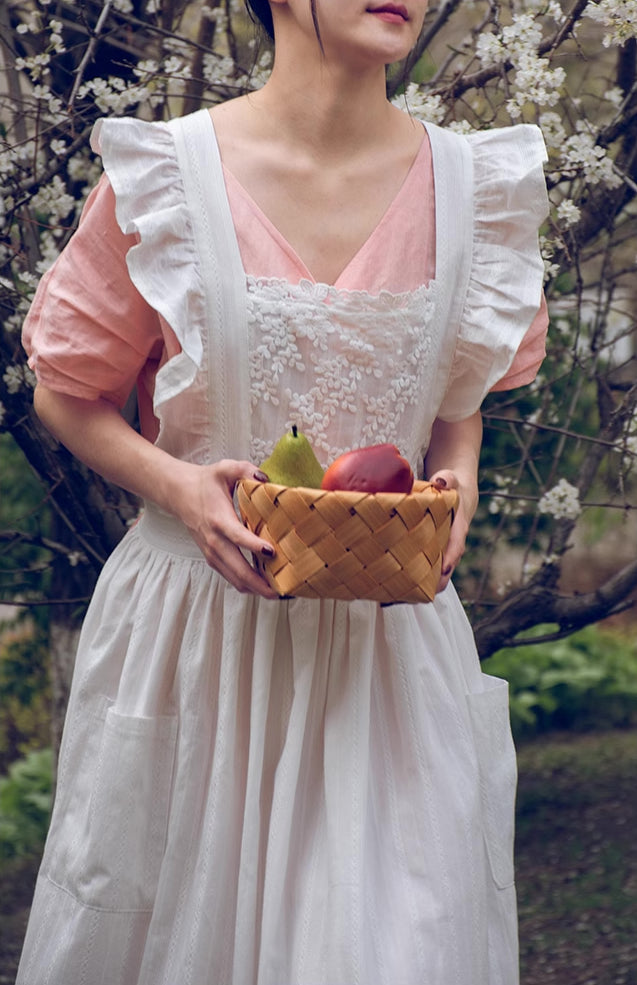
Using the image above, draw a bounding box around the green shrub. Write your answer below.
[0,747,52,862]
[482,626,637,738]
[0,625,51,775]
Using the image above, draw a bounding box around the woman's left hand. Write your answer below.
[428,469,478,594]
[423,411,483,594]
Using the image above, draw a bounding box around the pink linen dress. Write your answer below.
[19,108,548,985]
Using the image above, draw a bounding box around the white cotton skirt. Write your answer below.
[17,504,519,985]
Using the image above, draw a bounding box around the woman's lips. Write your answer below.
[367,4,409,23]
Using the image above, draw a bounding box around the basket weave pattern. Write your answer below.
[237,479,458,604]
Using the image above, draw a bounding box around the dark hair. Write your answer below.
[245,0,274,40]
[244,1,323,49]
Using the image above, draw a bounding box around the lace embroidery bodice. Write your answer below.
[246,276,438,470]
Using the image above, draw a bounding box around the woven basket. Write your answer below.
[237,479,458,604]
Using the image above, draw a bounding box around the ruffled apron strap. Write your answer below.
[421,122,474,409]
[168,110,253,462]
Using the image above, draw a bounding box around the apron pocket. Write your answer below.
[47,701,177,912]
[465,674,517,890]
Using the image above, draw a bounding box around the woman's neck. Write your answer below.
[248,65,401,162]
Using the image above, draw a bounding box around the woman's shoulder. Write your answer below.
[91,108,215,160]
[425,120,546,169]
[89,109,222,233]
[463,123,547,176]
[467,124,548,229]
[424,121,548,230]
[91,114,171,156]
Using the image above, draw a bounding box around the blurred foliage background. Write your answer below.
[0,1,636,978]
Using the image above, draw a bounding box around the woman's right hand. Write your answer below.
[174,459,280,599]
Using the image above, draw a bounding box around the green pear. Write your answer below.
[261,426,325,488]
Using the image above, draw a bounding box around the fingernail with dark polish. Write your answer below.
[434,477,447,488]
[261,544,275,557]
[254,469,269,482]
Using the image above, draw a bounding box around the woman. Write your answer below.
[18,1,548,982]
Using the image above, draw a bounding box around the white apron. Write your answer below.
[18,109,548,985]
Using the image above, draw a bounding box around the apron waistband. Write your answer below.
[137,503,205,560]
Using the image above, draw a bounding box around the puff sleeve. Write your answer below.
[22,174,164,410]
[437,124,549,420]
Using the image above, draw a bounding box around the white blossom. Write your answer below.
[539,235,560,280]
[522,560,540,578]
[77,76,149,114]
[3,365,26,394]
[134,59,160,77]
[546,0,564,20]
[506,54,565,117]
[0,402,5,427]
[538,479,581,520]
[391,84,446,123]
[475,31,505,63]
[32,175,75,222]
[605,86,624,107]
[204,5,228,28]
[488,497,503,515]
[544,553,560,566]
[560,124,622,188]
[17,51,51,81]
[203,54,236,86]
[249,51,274,88]
[50,138,67,157]
[539,111,567,149]
[19,272,38,291]
[3,310,23,334]
[17,12,40,35]
[477,15,566,117]
[496,580,513,598]
[556,198,581,227]
[163,55,192,79]
[584,0,637,47]
[36,231,62,274]
[486,474,524,516]
[67,152,100,185]
[49,19,66,54]
[447,119,475,134]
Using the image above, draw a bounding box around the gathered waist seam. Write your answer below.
[136,503,206,560]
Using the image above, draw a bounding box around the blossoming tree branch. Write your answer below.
[0,0,636,699]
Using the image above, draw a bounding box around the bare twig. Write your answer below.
[67,0,114,110]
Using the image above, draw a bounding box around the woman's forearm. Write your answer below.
[424,410,483,589]
[34,385,188,515]
[32,384,278,597]
[425,411,482,520]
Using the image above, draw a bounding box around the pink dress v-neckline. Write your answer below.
[221,131,437,295]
